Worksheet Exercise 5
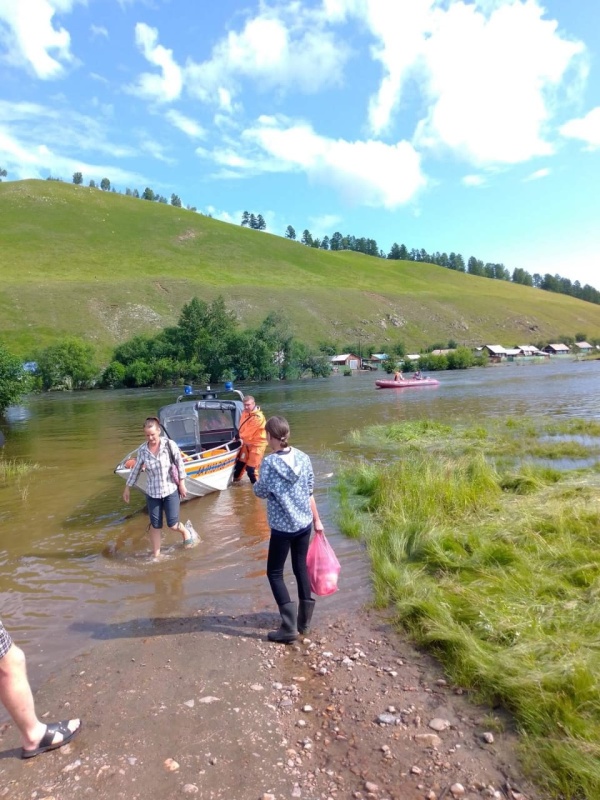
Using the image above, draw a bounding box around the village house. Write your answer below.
[367,353,389,365]
[330,353,361,370]
[542,343,571,355]
[480,345,508,361]
[575,341,593,353]
[516,345,545,356]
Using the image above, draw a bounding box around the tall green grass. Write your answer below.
[0,458,38,480]
[339,419,600,798]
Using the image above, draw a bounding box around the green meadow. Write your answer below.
[2,179,600,359]
[339,417,600,798]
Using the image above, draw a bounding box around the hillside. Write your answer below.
[2,179,599,359]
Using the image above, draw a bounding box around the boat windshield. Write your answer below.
[159,400,241,453]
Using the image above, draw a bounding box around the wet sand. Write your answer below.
[0,604,540,800]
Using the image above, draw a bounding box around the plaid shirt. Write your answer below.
[0,618,13,659]
[126,438,186,498]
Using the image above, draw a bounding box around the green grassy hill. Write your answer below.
[2,179,599,360]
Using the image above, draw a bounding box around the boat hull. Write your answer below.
[375,378,439,389]
[115,443,241,500]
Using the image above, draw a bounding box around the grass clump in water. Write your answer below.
[339,417,600,799]
[0,458,39,480]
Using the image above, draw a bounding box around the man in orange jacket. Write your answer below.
[233,395,267,484]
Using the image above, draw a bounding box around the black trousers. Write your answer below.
[266,524,312,606]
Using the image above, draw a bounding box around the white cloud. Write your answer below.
[90,24,108,39]
[309,213,343,235]
[524,167,551,181]
[413,1,584,166]
[165,110,205,139]
[128,22,183,103]
[138,136,175,164]
[0,98,145,182]
[206,206,238,224]
[201,116,427,209]
[0,125,145,185]
[0,0,80,79]
[334,0,585,168]
[462,174,486,187]
[560,107,600,149]
[184,6,349,106]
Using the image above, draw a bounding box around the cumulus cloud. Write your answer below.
[328,0,586,168]
[184,6,349,106]
[0,0,80,79]
[128,22,183,103]
[413,1,584,166]
[560,107,600,149]
[199,116,427,209]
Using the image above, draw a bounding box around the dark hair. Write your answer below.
[265,416,290,447]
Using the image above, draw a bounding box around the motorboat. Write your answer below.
[375,377,440,389]
[114,385,244,500]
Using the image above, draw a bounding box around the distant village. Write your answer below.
[330,341,598,371]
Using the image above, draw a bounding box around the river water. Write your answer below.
[0,359,599,692]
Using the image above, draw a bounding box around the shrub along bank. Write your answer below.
[338,417,600,799]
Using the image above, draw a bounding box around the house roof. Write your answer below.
[518,345,541,352]
[370,353,388,360]
[484,345,507,354]
[575,341,592,348]
[546,343,571,351]
[330,353,360,363]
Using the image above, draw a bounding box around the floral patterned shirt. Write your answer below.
[253,447,314,534]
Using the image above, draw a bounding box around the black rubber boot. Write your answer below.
[232,459,245,482]
[267,602,298,643]
[297,599,315,635]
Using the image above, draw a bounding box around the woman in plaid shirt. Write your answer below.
[122,417,191,559]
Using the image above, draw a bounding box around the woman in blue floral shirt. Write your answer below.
[254,416,323,642]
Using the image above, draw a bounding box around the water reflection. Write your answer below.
[0,360,598,687]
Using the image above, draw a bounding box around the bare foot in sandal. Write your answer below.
[21,719,82,759]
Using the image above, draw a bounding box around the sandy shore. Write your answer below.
[0,605,540,800]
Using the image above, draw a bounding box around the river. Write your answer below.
[0,358,598,694]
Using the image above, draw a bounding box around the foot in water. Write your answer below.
[182,520,201,547]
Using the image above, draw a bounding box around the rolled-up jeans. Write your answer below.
[146,490,180,529]
[266,524,312,606]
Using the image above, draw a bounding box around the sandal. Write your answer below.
[21,719,82,759]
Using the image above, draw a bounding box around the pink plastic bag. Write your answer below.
[307,532,340,596]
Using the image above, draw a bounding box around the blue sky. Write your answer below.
[1,0,599,288]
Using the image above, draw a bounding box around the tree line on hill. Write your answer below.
[235,209,600,307]
[285,222,600,307]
